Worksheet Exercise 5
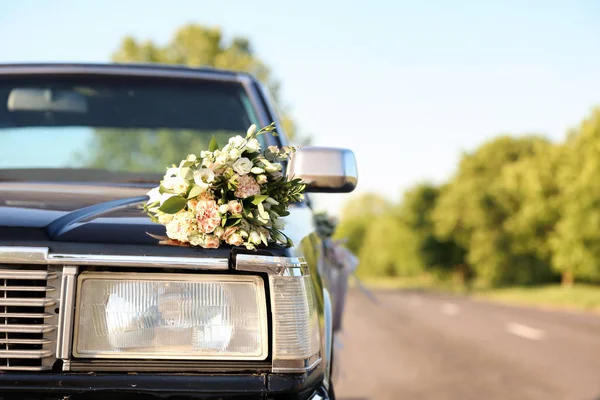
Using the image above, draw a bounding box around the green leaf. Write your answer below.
[209,136,219,152]
[224,218,242,227]
[187,185,204,199]
[158,196,187,214]
[251,195,269,205]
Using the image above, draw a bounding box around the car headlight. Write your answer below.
[73,273,268,360]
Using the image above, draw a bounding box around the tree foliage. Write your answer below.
[335,109,600,288]
[433,136,558,286]
[550,108,600,284]
[111,24,298,141]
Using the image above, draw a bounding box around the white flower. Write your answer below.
[232,157,253,175]
[246,124,257,137]
[219,204,229,214]
[228,135,246,148]
[273,217,286,230]
[256,174,268,185]
[201,150,213,159]
[215,152,229,166]
[165,210,197,242]
[162,176,189,195]
[157,212,173,224]
[228,148,242,160]
[249,231,261,245]
[164,167,179,178]
[245,138,260,153]
[146,187,161,205]
[251,167,265,174]
[193,168,215,192]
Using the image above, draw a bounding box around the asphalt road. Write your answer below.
[334,289,600,400]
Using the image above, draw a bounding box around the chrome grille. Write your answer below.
[0,265,61,371]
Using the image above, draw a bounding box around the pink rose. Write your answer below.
[226,232,244,246]
[228,200,243,214]
[204,235,220,249]
[222,226,238,240]
[195,196,221,234]
[234,175,261,199]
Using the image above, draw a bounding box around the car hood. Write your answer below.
[0,181,169,245]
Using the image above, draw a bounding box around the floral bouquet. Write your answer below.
[145,123,305,250]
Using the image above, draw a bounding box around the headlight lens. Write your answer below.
[73,273,268,360]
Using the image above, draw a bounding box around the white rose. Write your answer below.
[228,135,246,148]
[233,157,253,175]
[245,138,260,153]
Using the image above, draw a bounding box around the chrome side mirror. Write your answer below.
[287,147,358,193]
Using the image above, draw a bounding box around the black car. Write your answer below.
[0,63,358,399]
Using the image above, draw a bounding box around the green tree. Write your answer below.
[357,215,425,277]
[433,136,558,286]
[397,184,468,281]
[334,193,392,255]
[551,108,600,285]
[111,24,298,141]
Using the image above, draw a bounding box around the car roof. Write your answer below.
[0,62,253,82]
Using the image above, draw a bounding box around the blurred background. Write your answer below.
[2,1,600,399]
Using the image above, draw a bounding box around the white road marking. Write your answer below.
[506,322,545,340]
[441,302,460,315]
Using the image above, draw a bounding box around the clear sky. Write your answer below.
[2,0,600,213]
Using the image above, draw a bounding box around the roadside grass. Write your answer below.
[473,284,600,313]
[355,276,600,313]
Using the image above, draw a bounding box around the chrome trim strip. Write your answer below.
[272,357,322,374]
[0,64,240,82]
[57,266,78,364]
[0,247,228,270]
[235,254,308,276]
[48,253,229,269]
[0,246,49,264]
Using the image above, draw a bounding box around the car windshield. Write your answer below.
[0,74,261,182]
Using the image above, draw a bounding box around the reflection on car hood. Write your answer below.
[0,182,165,245]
